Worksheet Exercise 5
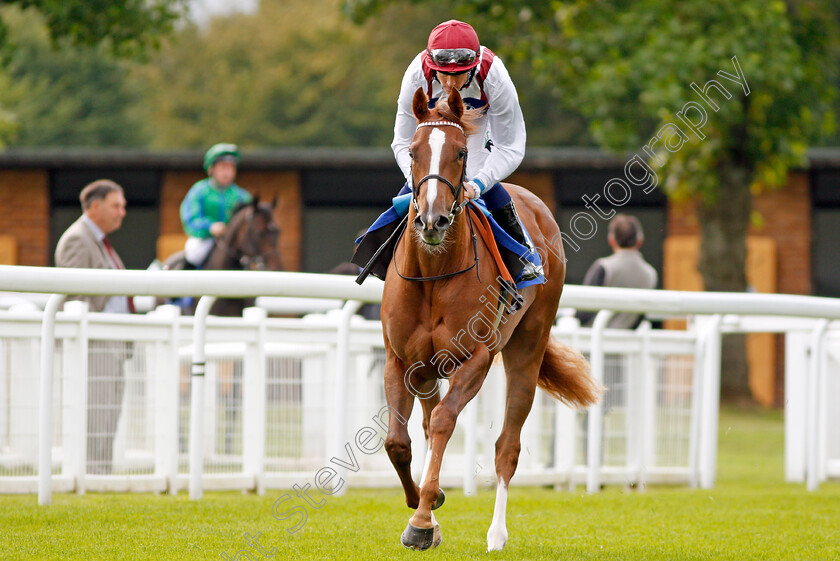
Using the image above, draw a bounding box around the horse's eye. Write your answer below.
[408,150,414,160]
[458,149,467,160]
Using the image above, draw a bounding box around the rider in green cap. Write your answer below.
[180,143,252,267]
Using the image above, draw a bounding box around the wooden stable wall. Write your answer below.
[0,153,822,408]
[667,171,811,296]
[0,235,17,265]
[0,170,49,266]
[508,170,556,211]
[158,170,303,271]
[664,236,778,407]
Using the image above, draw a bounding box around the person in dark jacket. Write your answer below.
[576,214,658,329]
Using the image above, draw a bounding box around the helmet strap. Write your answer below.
[462,67,477,90]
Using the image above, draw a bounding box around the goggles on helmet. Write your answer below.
[428,48,477,68]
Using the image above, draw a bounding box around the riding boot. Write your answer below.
[491,201,544,281]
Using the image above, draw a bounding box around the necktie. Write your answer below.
[102,237,136,313]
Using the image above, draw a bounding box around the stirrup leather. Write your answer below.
[498,277,525,313]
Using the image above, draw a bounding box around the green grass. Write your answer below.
[1,406,839,560]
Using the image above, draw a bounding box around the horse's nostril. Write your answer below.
[414,216,425,230]
[434,216,450,231]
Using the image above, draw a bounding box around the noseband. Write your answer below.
[411,120,469,223]
[219,208,280,271]
[397,118,481,283]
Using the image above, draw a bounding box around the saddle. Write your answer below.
[351,196,545,295]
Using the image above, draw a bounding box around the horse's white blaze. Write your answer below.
[424,128,446,214]
[486,477,509,551]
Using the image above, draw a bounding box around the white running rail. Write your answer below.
[0,265,837,505]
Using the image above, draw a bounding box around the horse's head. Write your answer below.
[409,87,472,248]
[225,195,283,271]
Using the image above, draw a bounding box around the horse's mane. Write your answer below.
[231,200,251,217]
[230,199,274,222]
[432,96,479,136]
[225,200,275,245]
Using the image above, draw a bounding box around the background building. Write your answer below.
[1,146,837,406]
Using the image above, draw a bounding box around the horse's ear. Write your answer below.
[412,88,430,122]
[447,88,464,120]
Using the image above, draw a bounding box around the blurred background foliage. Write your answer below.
[0,0,836,154]
[0,0,590,149]
[0,0,185,147]
[0,0,838,401]
[0,8,149,146]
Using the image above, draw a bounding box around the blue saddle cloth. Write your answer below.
[353,194,545,289]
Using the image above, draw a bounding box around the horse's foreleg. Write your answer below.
[487,332,546,552]
[401,346,490,550]
[416,385,445,525]
[383,354,420,509]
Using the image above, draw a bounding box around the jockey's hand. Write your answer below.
[463,180,482,200]
[209,222,227,238]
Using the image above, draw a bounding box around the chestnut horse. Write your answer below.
[380,88,602,552]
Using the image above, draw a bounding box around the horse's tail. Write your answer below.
[537,339,604,408]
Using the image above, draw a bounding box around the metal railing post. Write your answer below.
[690,315,720,488]
[150,304,181,494]
[698,315,723,489]
[637,320,654,489]
[587,310,613,494]
[38,293,66,506]
[189,296,216,500]
[329,300,362,496]
[60,301,89,494]
[807,319,829,491]
[242,307,267,494]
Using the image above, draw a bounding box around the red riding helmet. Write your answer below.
[425,20,481,73]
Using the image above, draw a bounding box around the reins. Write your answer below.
[393,207,480,282]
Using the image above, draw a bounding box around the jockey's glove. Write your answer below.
[464,179,483,200]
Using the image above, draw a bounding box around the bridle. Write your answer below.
[397,119,480,283]
[217,207,280,271]
[410,120,470,224]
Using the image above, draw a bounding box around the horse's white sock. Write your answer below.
[486,477,508,551]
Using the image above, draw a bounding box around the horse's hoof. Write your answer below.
[400,522,442,550]
[431,489,445,510]
[486,524,507,551]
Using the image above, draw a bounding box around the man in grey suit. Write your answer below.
[576,214,658,329]
[55,179,133,474]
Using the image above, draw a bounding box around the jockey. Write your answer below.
[180,143,252,268]
[392,19,541,280]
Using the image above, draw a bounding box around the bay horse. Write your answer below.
[380,88,603,551]
[162,197,282,316]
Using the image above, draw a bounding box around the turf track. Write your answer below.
[1,407,838,560]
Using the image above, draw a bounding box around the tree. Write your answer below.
[1,0,186,57]
[0,7,149,146]
[0,1,185,147]
[134,0,591,148]
[345,0,840,400]
[135,0,413,148]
